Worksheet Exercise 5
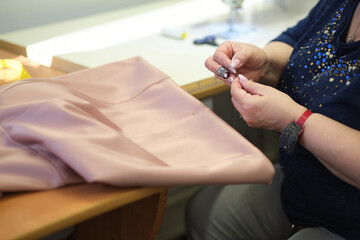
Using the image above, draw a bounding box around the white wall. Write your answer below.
[0,0,166,34]
[0,0,318,34]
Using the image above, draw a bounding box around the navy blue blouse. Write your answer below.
[272,0,360,239]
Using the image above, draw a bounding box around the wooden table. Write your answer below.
[0,48,168,240]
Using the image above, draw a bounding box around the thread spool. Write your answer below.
[161,27,187,40]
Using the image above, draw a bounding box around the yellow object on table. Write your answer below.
[0,59,31,85]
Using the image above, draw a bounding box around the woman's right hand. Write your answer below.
[205,41,269,86]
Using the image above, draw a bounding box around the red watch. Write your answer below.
[279,109,313,152]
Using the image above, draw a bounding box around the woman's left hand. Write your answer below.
[231,74,307,132]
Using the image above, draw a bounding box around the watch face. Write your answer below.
[279,121,303,153]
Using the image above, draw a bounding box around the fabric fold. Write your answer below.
[0,56,274,196]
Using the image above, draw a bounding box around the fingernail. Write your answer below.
[229,77,234,83]
[238,74,248,82]
[231,59,240,68]
[228,67,237,74]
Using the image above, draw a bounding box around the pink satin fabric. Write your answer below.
[0,57,274,195]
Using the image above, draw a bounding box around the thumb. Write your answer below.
[238,74,266,96]
[230,75,242,89]
[230,43,264,69]
[230,49,248,69]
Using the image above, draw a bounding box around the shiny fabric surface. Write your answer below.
[0,57,274,195]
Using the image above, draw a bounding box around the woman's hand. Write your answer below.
[205,41,293,87]
[205,41,268,86]
[231,74,306,132]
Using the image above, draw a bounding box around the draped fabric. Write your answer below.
[0,57,274,195]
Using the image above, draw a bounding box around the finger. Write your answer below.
[230,76,260,109]
[230,77,248,100]
[231,48,250,69]
[238,74,268,96]
[205,56,220,74]
[205,56,232,78]
[206,41,240,77]
[205,56,237,86]
[230,75,242,90]
[212,41,237,69]
[231,43,265,70]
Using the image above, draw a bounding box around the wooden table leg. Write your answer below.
[73,190,168,240]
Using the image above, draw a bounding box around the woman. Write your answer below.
[186,0,360,239]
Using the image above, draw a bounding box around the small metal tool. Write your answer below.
[216,66,230,79]
[193,35,219,46]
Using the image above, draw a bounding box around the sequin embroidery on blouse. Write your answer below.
[280,0,359,112]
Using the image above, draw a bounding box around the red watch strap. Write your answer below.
[296,109,313,128]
